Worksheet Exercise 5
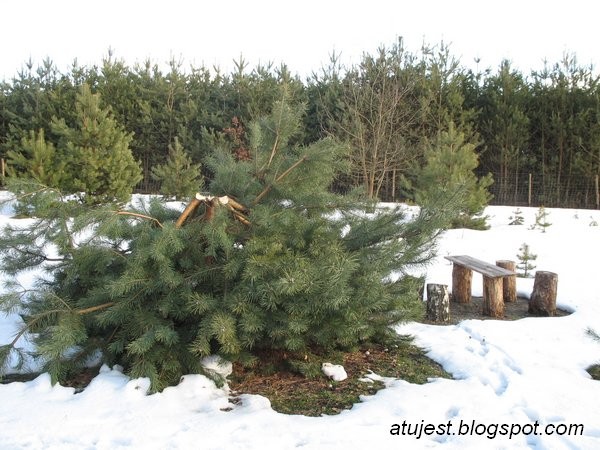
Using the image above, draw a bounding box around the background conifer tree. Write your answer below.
[6,129,64,187]
[151,137,203,199]
[52,84,142,203]
[406,123,493,229]
[0,96,450,391]
[7,84,142,204]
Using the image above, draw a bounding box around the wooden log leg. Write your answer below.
[482,276,504,318]
[496,260,517,303]
[529,271,558,316]
[426,284,450,323]
[452,264,472,303]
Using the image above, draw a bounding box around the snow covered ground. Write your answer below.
[1,196,600,449]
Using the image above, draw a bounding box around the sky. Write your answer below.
[1,0,598,80]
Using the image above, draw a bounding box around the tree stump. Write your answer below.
[482,277,504,318]
[452,264,472,303]
[426,284,450,323]
[496,260,517,303]
[529,271,558,316]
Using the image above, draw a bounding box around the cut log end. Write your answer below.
[178,194,251,228]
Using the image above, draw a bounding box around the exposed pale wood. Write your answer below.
[496,260,517,302]
[267,134,280,167]
[452,264,472,303]
[226,197,249,213]
[226,205,251,225]
[175,197,201,228]
[482,276,504,317]
[203,198,216,222]
[77,302,116,315]
[529,271,558,316]
[253,154,309,205]
[426,284,450,323]
[445,255,515,278]
[114,211,164,228]
[184,194,251,227]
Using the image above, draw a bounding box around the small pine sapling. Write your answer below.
[516,243,537,278]
[508,208,524,225]
[532,206,551,232]
[590,216,598,227]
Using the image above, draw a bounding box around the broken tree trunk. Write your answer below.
[175,194,250,228]
[175,197,202,228]
[496,260,517,303]
[452,264,472,303]
[482,276,504,318]
[529,271,558,316]
[426,284,450,323]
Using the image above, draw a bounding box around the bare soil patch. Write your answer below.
[435,295,571,325]
[229,341,450,416]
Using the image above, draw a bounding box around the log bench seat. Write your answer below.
[444,255,516,318]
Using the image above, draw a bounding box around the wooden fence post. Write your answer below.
[529,271,558,316]
[496,260,517,302]
[426,284,450,323]
[528,173,533,207]
[596,174,600,209]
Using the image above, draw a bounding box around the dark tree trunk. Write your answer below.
[529,271,558,316]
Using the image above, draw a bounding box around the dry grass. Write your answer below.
[229,340,450,416]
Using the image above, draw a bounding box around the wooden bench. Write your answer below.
[444,255,516,318]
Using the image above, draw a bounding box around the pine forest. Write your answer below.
[1,39,599,209]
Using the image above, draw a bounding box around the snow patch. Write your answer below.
[322,362,348,381]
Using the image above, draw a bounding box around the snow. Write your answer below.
[322,363,348,382]
[2,199,600,449]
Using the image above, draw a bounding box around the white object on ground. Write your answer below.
[322,362,348,381]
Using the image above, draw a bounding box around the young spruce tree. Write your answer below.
[0,98,448,391]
